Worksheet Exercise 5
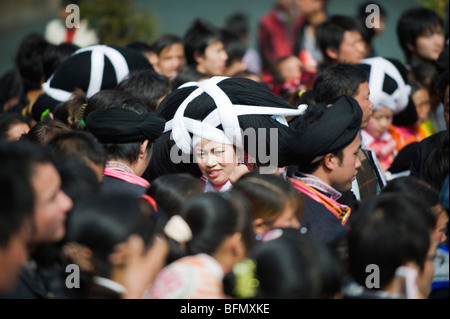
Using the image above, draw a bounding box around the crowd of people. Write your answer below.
[0,0,448,300]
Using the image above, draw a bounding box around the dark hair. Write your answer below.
[88,96,153,164]
[152,34,183,56]
[146,173,204,217]
[436,69,449,104]
[180,192,255,256]
[22,119,71,146]
[55,159,101,205]
[117,69,171,112]
[47,130,107,169]
[288,89,315,109]
[82,89,127,122]
[0,113,30,140]
[126,41,154,55]
[224,13,249,39]
[271,55,299,85]
[0,140,53,247]
[149,77,298,179]
[43,42,79,81]
[65,193,161,278]
[0,68,24,108]
[221,29,247,68]
[313,63,369,103]
[14,33,50,92]
[233,173,305,224]
[290,102,345,173]
[316,15,365,64]
[348,193,433,289]
[381,176,441,227]
[423,133,449,191]
[251,228,341,299]
[183,18,224,66]
[171,66,211,89]
[397,7,444,61]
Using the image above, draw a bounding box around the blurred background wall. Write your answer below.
[0,0,446,76]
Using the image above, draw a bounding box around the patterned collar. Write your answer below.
[105,161,135,175]
[294,173,342,201]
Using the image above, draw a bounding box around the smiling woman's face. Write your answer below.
[195,139,238,186]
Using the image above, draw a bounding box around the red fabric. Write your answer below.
[258,7,304,71]
[65,28,76,43]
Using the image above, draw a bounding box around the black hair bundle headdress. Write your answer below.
[147,76,307,179]
[33,45,153,121]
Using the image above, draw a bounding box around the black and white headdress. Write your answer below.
[33,45,152,121]
[146,76,307,179]
[360,57,411,114]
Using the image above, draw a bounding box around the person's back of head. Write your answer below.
[21,119,71,146]
[313,63,368,103]
[250,227,341,298]
[180,192,255,257]
[15,33,50,93]
[423,133,449,191]
[47,130,106,181]
[347,193,434,293]
[81,89,127,124]
[147,173,204,217]
[55,159,101,206]
[397,7,444,63]
[224,13,250,41]
[117,69,171,112]
[42,42,79,82]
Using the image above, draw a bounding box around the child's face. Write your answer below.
[271,201,301,230]
[157,43,186,80]
[413,27,445,62]
[194,139,238,186]
[365,107,394,139]
[412,88,431,125]
[279,56,302,83]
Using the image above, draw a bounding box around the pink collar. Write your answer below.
[104,168,150,189]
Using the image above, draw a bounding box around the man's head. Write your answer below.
[397,7,445,64]
[313,63,373,127]
[183,19,228,76]
[285,95,363,191]
[0,140,72,284]
[348,193,435,296]
[152,34,186,80]
[85,97,166,176]
[316,15,366,66]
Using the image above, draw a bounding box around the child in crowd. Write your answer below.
[389,80,430,152]
[233,173,303,238]
[361,104,397,174]
[270,55,306,101]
